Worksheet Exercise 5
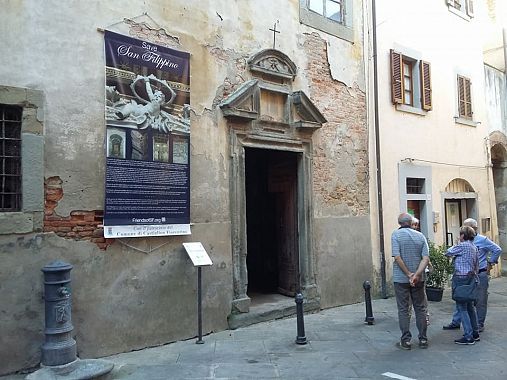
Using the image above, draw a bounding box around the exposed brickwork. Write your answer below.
[43,176,113,250]
[303,32,369,216]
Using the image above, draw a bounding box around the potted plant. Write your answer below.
[425,242,454,301]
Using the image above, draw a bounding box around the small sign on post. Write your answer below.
[183,242,212,344]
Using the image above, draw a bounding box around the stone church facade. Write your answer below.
[0,0,372,374]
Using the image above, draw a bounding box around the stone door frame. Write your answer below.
[229,128,318,313]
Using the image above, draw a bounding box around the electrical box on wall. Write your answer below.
[432,211,440,224]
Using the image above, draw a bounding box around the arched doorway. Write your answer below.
[491,143,507,250]
[442,178,477,246]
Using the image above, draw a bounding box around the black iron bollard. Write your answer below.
[41,261,77,366]
[363,280,375,325]
[295,293,307,345]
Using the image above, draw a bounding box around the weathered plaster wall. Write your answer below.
[314,216,372,308]
[0,224,231,375]
[0,0,371,374]
[485,65,507,135]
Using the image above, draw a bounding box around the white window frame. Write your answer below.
[299,0,353,42]
[446,0,474,20]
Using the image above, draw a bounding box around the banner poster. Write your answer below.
[103,31,191,238]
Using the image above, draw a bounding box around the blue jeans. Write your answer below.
[450,271,488,328]
[452,276,479,340]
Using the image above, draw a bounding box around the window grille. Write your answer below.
[406,178,425,194]
[0,105,22,211]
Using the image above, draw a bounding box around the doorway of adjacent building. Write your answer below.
[445,200,462,246]
[444,179,477,246]
[245,148,299,298]
[491,143,507,250]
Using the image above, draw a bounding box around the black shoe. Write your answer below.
[443,323,460,330]
[397,341,411,350]
[418,339,429,349]
[473,333,480,342]
[454,337,475,345]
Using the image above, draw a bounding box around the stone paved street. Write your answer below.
[3,275,507,380]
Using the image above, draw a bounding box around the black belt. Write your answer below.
[479,268,487,273]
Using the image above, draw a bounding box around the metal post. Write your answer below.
[363,280,375,325]
[196,266,204,344]
[41,261,77,366]
[295,293,307,344]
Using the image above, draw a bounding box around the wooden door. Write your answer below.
[268,156,298,296]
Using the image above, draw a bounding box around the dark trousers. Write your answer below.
[394,281,428,342]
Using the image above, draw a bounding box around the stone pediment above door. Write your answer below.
[248,49,297,81]
[219,80,260,121]
[219,49,326,132]
[219,81,326,130]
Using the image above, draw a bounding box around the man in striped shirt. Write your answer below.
[391,213,430,350]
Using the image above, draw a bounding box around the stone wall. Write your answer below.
[0,0,372,375]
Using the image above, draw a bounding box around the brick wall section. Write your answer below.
[43,176,114,250]
[303,32,369,217]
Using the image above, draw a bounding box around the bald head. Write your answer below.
[463,218,478,231]
[398,213,413,227]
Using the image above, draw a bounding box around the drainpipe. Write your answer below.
[371,0,387,298]
[503,28,507,75]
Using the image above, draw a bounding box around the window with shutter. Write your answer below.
[457,75,472,119]
[390,49,431,113]
[420,61,432,111]
[447,0,474,18]
[390,50,403,104]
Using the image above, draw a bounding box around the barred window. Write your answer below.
[1,105,22,211]
[406,178,425,194]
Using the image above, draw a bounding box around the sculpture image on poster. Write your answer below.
[103,31,191,237]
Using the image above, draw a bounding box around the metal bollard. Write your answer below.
[41,261,77,366]
[363,280,375,325]
[295,293,307,345]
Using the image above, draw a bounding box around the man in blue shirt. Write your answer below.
[392,213,430,349]
[443,218,503,332]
